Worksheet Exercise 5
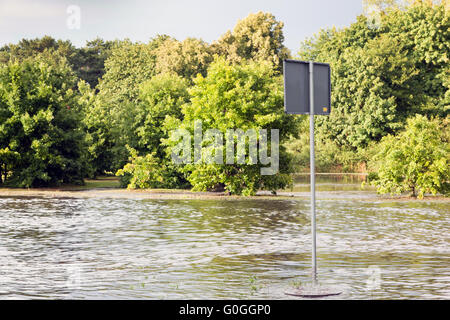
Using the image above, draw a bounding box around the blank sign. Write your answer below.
[283,60,331,115]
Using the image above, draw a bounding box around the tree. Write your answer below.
[318,33,420,148]
[94,35,209,172]
[0,36,75,64]
[78,80,115,178]
[154,37,213,80]
[212,12,291,71]
[97,39,160,106]
[384,3,450,114]
[135,73,190,155]
[74,38,115,88]
[0,36,115,88]
[116,147,167,189]
[363,0,399,16]
[163,58,298,196]
[116,73,190,188]
[296,2,449,171]
[363,0,450,14]
[369,115,449,198]
[116,146,190,189]
[93,38,163,171]
[0,55,86,187]
[0,148,19,184]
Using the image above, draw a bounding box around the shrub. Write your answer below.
[369,114,449,198]
[116,146,189,189]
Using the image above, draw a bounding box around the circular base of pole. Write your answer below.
[285,286,342,298]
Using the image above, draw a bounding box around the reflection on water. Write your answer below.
[0,192,449,299]
[291,174,373,192]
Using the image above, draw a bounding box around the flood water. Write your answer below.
[0,176,449,299]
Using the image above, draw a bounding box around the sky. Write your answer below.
[0,0,363,53]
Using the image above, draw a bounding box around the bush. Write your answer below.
[285,116,371,173]
[368,114,449,198]
[116,146,189,189]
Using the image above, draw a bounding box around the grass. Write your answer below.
[0,175,121,191]
[83,176,121,189]
[32,176,121,191]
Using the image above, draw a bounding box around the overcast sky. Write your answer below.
[0,0,363,53]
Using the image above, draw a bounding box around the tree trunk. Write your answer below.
[411,185,417,198]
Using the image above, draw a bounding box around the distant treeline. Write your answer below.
[0,2,448,196]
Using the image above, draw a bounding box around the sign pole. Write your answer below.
[284,59,341,297]
[309,61,317,284]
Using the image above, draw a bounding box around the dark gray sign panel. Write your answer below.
[283,60,331,115]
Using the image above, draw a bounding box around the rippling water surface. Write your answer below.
[0,186,449,299]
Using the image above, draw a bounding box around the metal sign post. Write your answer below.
[309,61,317,284]
[283,59,341,297]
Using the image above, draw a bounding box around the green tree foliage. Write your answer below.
[97,39,160,106]
[74,38,115,88]
[116,146,189,189]
[0,55,86,187]
[363,0,397,11]
[2,7,447,196]
[97,35,210,109]
[363,0,450,12]
[115,74,191,189]
[164,58,297,196]
[369,115,449,198]
[0,36,75,64]
[92,36,175,171]
[0,36,114,88]
[89,12,291,176]
[0,148,19,184]
[91,40,157,171]
[212,11,291,70]
[154,37,213,80]
[135,74,190,155]
[295,2,449,170]
[116,147,165,189]
[78,80,115,178]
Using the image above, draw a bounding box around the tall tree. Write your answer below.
[154,37,213,80]
[0,54,86,187]
[0,36,74,63]
[73,38,115,89]
[212,12,291,71]
[116,74,191,189]
[0,36,115,88]
[163,58,297,195]
[298,3,449,152]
